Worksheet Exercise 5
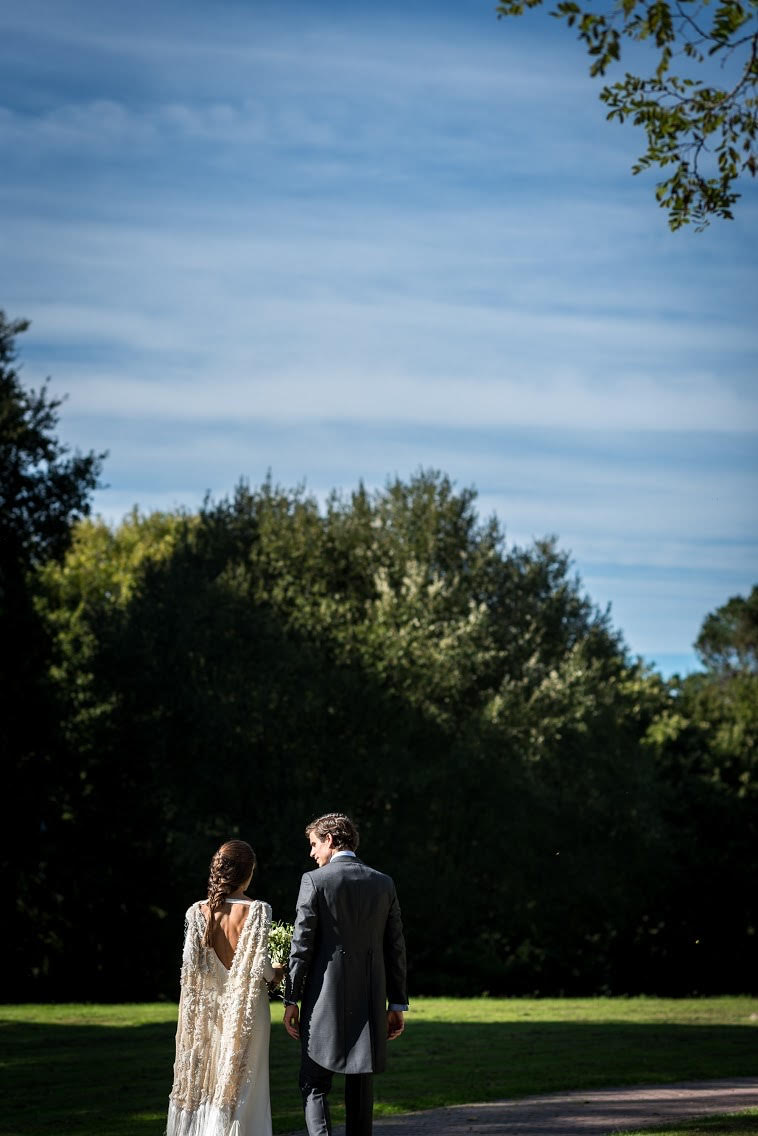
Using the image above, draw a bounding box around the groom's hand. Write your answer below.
[387,1010,405,1040]
[284,1004,300,1040]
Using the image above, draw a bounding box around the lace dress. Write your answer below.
[166,899,276,1136]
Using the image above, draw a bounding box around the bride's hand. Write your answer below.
[270,963,286,986]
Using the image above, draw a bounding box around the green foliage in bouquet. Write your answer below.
[268,921,294,966]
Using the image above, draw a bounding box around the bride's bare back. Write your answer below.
[200,898,251,970]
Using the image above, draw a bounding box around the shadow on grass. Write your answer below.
[1,1019,756,1135]
[375,1019,758,1114]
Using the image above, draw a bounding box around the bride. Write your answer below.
[166,840,284,1136]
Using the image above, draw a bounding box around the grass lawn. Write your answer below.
[0,997,756,1135]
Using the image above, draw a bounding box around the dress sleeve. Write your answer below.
[170,905,204,1109]
[254,901,276,983]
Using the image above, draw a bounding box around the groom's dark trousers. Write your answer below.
[287,855,407,1136]
[300,1054,373,1136]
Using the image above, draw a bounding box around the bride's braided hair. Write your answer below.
[203,839,257,950]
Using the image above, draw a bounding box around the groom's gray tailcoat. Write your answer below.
[287,856,407,1075]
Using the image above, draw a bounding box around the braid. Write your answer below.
[204,857,230,949]
[203,840,257,950]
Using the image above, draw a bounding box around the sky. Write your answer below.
[2,0,756,677]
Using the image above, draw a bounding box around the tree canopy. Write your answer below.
[0,312,104,573]
[6,471,754,1001]
[695,585,758,672]
[1,313,104,995]
[496,0,758,229]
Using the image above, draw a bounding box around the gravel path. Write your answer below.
[289,1078,758,1135]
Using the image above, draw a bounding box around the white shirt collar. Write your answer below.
[330,849,357,860]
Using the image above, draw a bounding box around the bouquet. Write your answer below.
[268,920,294,966]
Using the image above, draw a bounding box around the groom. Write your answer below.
[284,812,408,1136]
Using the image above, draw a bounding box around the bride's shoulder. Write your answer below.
[241,897,271,917]
[242,898,271,923]
[235,896,269,910]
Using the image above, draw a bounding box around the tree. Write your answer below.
[29,473,666,998]
[14,469,756,998]
[1,311,105,758]
[695,584,758,673]
[1,311,104,990]
[0,313,105,573]
[496,0,758,229]
[638,588,758,992]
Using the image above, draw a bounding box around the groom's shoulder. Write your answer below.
[368,864,396,889]
[300,859,395,889]
[345,859,396,890]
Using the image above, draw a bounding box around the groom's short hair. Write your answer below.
[306,812,359,852]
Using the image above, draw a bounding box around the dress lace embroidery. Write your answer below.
[167,899,272,1135]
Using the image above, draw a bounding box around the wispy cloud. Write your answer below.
[45,362,755,435]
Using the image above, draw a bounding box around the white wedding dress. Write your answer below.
[166,898,276,1136]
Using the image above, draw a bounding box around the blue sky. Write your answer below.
[2,0,756,676]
